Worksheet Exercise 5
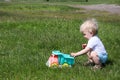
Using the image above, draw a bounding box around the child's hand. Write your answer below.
[71,53,76,57]
[82,44,87,49]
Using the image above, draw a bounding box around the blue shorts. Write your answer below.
[98,53,108,63]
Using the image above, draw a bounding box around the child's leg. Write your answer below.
[83,51,94,66]
[90,51,101,64]
[87,51,93,63]
[90,51,102,69]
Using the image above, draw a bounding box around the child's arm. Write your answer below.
[71,47,91,57]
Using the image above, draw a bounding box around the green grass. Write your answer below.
[0,2,120,80]
[1,0,120,4]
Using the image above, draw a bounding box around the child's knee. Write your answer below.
[91,51,98,58]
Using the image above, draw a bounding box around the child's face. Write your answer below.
[82,30,93,40]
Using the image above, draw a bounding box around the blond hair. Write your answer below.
[80,18,98,35]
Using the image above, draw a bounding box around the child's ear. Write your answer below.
[90,32,94,35]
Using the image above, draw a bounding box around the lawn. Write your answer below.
[0,1,120,80]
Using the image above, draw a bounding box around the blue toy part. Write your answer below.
[52,50,75,66]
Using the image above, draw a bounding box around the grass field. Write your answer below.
[0,1,120,80]
[1,0,120,4]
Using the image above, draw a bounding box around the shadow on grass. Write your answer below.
[0,11,12,17]
[74,58,114,68]
[102,59,114,68]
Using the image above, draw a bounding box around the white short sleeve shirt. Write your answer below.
[86,35,107,54]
